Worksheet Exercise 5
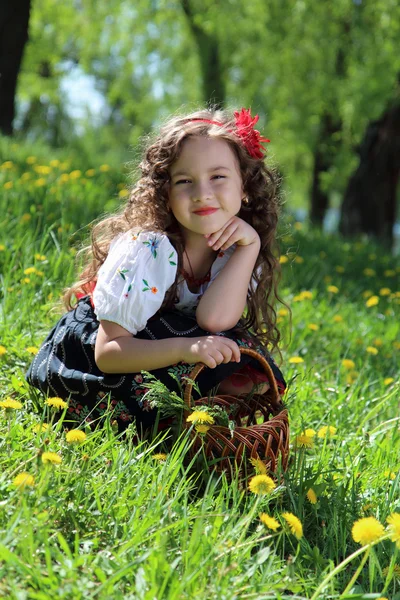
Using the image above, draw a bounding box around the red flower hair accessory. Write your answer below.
[184,107,270,160]
[233,108,270,159]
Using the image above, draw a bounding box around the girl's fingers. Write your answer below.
[210,224,238,250]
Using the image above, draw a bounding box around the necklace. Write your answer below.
[180,249,212,287]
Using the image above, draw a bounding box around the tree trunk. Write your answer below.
[0,0,32,136]
[339,102,400,247]
[310,112,342,225]
[181,0,225,108]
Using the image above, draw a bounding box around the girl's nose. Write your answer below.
[191,179,212,202]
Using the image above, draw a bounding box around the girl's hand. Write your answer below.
[205,216,260,251]
[182,336,241,370]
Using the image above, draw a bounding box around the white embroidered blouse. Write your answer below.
[92,231,235,335]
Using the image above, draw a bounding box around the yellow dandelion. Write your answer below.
[335,265,345,273]
[333,315,343,323]
[249,457,267,474]
[366,295,379,307]
[346,371,359,385]
[294,256,304,263]
[373,338,383,347]
[279,255,288,264]
[45,397,68,410]
[0,398,22,410]
[42,452,62,465]
[342,359,355,370]
[3,181,13,190]
[317,425,337,439]
[366,346,378,355]
[294,222,302,230]
[69,170,81,179]
[25,346,39,355]
[99,164,110,172]
[362,289,373,298]
[301,291,313,299]
[65,429,87,444]
[26,156,37,164]
[387,513,400,549]
[384,378,394,386]
[34,253,46,261]
[352,516,385,545]
[306,488,317,504]
[195,424,210,434]
[118,189,129,198]
[380,288,391,296]
[282,513,303,539]
[0,345,7,356]
[186,410,214,425]
[0,244,5,251]
[260,513,280,531]
[295,434,314,449]
[13,472,35,489]
[307,323,319,331]
[363,268,376,277]
[278,308,288,317]
[327,285,339,294]
[383,470,396,480]
[24,267,37,275]
[384,269,396,277]
[153,453,167,461]
[20,213,31,223]
[86,168,95,177]
[248,474,276,495]
[304,428,316,437]
[289,356,304,364]
[33,423,49,433]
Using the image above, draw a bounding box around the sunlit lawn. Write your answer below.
[0,138,399,599]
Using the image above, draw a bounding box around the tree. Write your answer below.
[339,96,400,246]
[0,0,31,135]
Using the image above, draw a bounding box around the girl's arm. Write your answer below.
[196,216,261,332]
[95,320,241,373]
[196,240,260,333]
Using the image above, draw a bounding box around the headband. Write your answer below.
[185,108,270,160]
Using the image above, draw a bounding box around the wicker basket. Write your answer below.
[183,347,289,479]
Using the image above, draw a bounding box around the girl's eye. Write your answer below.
[212,175,226,180]
[175,179,191,185]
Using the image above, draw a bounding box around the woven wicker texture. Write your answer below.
[183,347,289,478]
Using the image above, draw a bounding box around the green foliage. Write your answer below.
[16,0,400,207]
[0,147,399,598]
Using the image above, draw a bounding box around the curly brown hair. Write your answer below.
[64,106,286,354]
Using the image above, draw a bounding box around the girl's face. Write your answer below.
[167,136,243,241]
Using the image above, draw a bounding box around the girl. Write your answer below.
[27,106,286,434]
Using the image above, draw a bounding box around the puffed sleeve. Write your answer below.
[93,231,178,334]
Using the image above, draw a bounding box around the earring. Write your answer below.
[242,197,249,206]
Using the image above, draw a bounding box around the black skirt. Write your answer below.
[26,296,286,433]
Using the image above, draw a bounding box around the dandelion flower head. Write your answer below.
[249,457,267,474]
[307,488,317,504]
[317,425,337,439]
[0,398,22,410]
[295,434,314,449]
[42,452,62,465]
[46,397,68,410]
[248,474,276,495]
[352,517,385,545]
[282,513,303,539]
[153,453,167,461]
[13,472,35,488]
[65,429,87,444]
[195,424,210,434]
[387,513,400,549]
[186,410,214,425]
[260,513,280,531]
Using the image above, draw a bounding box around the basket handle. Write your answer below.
[183,347,281,412]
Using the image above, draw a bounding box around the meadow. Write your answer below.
[0,136,399,599]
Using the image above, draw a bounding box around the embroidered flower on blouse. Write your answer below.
[143,237,160,259]
[117,267,129,280]
[142,279,157,293]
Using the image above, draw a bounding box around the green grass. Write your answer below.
[0,138,399,599]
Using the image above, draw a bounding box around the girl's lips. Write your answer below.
[193,208,219,215]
